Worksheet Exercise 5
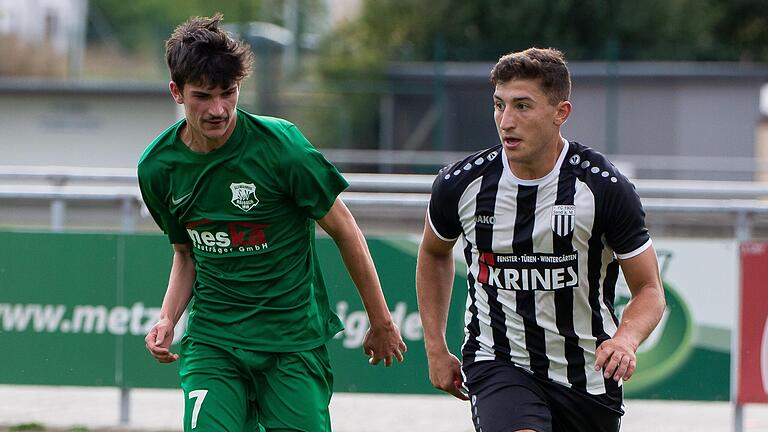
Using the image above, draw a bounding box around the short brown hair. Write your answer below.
[165,13,254,90]
[490,47,571,104]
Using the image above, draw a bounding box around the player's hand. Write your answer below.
[426,350,469,400]
[145,317,179,363]
[594,336,638,382]
[363,320,407,367]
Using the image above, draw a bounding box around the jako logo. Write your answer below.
[476,214,495,225]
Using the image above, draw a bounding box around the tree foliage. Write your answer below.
[713,0,768,61]
[317,0,768,67]
[88,0,264,54]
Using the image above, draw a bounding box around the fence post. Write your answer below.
[732,211,752,432]
[120,387,130,426]
[51,199,65,231]
[121,197,137,233]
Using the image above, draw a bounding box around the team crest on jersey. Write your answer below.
[230,182,259,212]
[551,205,575,236]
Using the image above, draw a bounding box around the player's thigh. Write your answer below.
[256,344,334,432]
[463,360,552,432]
[179,338,252,432]
[545,382,622,432]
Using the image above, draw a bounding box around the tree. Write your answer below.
[88,0,263,54]
[317,0,767,64]
[714,0,768,61]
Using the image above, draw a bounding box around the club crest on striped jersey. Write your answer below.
[551,205,575,236]
[230,182,259,212]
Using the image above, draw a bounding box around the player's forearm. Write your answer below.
[334,226,394,329]
[416,248,455,355]
[159,249,195,324]
[319,200,395,329]
[613,284,666,350]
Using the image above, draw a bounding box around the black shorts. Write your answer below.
[463,360,623,432]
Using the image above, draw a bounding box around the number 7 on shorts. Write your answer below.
[188,389,208,429]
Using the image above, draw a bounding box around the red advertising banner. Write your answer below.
[738,242,768,403]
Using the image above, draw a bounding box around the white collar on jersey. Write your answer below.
[501,137,570,186]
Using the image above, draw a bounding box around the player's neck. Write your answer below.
[180,116,237,153]
[507,136,565,180]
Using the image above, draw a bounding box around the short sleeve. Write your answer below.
[280,125,349,220]
[137,164,190,244]
[427,167,463,241]
[603,174,651,258]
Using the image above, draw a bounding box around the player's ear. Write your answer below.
[554,100,571,126]
[169,81,184,104]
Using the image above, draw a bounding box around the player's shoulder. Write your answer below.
[565,141,635,190]
[433,145,502,195]
[239,109,311,154]
[238,109,304,148]
[137,118,185,175]
[239,109,296,133]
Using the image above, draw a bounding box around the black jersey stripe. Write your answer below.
[587,235,610,342]
[513,184,549,376]
[512,185,536,253]
[603,260,621,327]
[587,233,618,395]
[474,166,511,361]
[587,210,620,399]
[601,258,622,395]
[554,167,588,390]
[461,239,481,364]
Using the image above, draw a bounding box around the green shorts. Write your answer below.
[178,336,334,432]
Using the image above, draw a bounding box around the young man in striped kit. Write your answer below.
[416,47,666,432]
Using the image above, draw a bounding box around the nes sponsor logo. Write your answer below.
[230,182,259,212]
[186,220,269,254]
[477,251,578,291]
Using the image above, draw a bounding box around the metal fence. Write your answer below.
[2,165,768,239]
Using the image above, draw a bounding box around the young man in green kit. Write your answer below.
[138,14,406,432]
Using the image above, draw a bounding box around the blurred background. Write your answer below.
[1,1,768,431]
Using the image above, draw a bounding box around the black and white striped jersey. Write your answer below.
[428,139,651,396]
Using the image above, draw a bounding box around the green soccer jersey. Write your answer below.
[138,109,347,352]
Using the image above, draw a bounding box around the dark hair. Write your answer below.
[165,13,254,90]
[490,47,571,104]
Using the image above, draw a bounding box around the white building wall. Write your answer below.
[0,84,178,169]
[0,0,87,75]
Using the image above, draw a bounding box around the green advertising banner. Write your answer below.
[0,232,182,388]
[0,231,732,400]
[616,242,734,401]
[318,237,467,394]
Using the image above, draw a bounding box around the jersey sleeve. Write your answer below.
[137,164,190,244]
[603,173,651,259]
[279,125,349,220]
[427,167,463,241]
